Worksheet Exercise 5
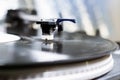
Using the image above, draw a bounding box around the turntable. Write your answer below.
[0,18,118,80]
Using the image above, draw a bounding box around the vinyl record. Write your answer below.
[0,33,118,67]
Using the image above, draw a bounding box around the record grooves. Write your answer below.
[0,33,118,68]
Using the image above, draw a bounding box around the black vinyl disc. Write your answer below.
[0,34,118,68]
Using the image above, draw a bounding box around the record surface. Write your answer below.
[0,34,118,67]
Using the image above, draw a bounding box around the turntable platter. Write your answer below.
[0,34,118,67]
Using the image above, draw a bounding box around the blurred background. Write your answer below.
[0,0,120,42]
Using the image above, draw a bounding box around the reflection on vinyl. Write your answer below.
[0,34,118,67]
